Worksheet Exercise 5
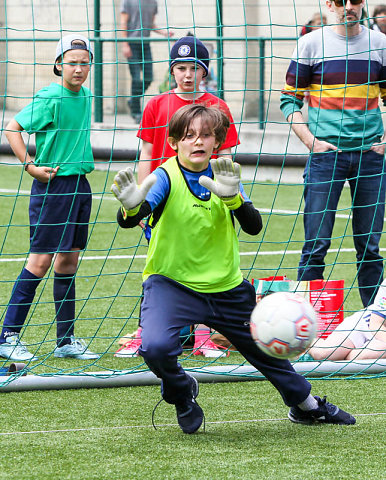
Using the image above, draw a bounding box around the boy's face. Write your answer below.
[168,116,218,172]
[56,49,91,92]
[172,62,205,93]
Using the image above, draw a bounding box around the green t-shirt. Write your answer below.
[143,157,243,293]
[15,82,94,176]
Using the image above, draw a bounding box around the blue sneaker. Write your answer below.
[0,335,37,362]
[175,376,204,434]
[54,336,99,360]
[288,396,356,425]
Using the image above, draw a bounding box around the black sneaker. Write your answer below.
[175,376,204,434]
[288,396,356,425]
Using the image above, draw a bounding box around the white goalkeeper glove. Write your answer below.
[111,167,157,217]
[198,157,244,210]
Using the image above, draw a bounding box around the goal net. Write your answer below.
[0,0,385,391]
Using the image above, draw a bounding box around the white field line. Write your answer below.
[0,412,383,436]
[1,247,382,263]
[0,254,146,263]
[1,188,383,264]
[0,188,356,220]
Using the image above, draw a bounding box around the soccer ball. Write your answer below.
[250,291,318,359]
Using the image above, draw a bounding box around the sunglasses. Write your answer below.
[333,0,363,6]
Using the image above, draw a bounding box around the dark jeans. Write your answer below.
[298,150,386,307]
[127,42,153,115]
[139,275,311,407]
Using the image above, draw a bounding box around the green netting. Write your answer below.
[0,0,385,391]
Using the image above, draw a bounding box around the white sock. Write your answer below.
[297,394,318,411]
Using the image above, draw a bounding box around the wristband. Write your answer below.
[24,162,34,171]
[120,203,141,219]
[221,193,244,210]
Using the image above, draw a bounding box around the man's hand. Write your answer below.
[122,43,132,59]
[158,29,174,38]
[111,167,157,215]
[286,112,338,153]
[370,141,386,157]
[309,138,338,153]
[198,157,244,210]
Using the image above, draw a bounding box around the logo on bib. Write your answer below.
[193,203,211,211]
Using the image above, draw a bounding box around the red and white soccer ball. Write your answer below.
[250,291,318,359]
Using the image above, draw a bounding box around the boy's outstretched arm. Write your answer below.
[199,157,262,235]
[111,167,156,228]
[5,118,59,183]
[233,202,262,236]
[116,201,152,228]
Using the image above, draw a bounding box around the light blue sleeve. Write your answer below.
[145,168,170,210]
[240,182,251,203]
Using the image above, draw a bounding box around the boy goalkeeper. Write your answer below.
[112,104,355,433]
[0,34,98,362]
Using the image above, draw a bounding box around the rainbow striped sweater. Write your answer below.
[280,26,386,150]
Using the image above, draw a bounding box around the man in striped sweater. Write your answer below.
[280,0,386,307]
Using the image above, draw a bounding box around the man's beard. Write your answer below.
[339,11,359,24]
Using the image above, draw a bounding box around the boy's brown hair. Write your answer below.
[168,104,230,148]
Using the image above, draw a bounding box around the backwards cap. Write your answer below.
[169,36,209,77]
[54,34,93,76]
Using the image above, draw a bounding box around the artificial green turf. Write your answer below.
[0,163,383,372]
[0,379,384,480]
[0,164,385,479]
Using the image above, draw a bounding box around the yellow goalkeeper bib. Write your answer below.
[143,157,243,293]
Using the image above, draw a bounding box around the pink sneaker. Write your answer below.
[193,331,228,358]
[114,329,142,358]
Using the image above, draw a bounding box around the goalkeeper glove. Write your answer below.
[111,167,157,216]
[198,157,244,210]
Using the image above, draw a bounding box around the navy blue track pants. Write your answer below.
[139,274,312,407]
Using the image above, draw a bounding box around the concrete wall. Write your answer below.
[0,0,381,121]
